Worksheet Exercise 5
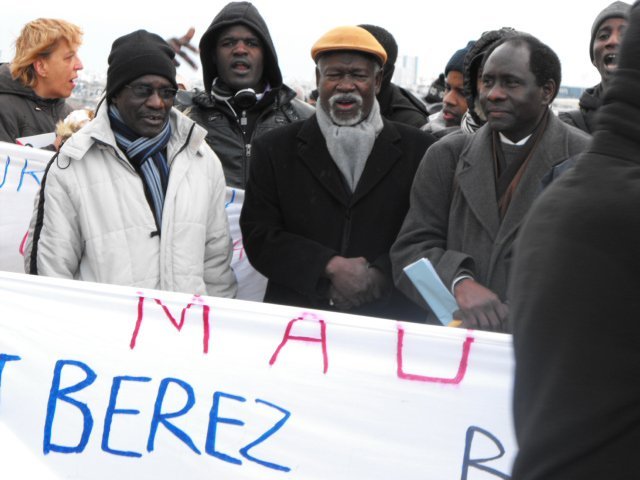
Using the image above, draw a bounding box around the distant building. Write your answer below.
[556,85,585,99]
[553,85,585,113]
[393,55,419,88]
[69,76,105,110]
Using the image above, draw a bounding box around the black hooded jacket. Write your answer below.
[377,83,429,129]
[186,1,314,189]
[0,63,72,143]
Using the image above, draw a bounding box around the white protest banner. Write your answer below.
[0,271,516,479]
[224,187,268,301]
[0,141,267,301]
[0,141,52,273]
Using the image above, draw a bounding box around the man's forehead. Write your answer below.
[597,16,628,32]
[218,24,259,39]
[484,42,530,70]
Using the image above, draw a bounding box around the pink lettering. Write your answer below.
[396,326,474,384]
[269,313,328,373]
[130,294,211,353]
[232,239,245,261]
[19,230,28,256]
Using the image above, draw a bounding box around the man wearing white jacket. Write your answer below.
[25,29,237,298]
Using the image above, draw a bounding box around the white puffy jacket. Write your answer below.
[25,105,237,298]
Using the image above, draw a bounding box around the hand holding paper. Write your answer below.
[403,258,458,326]
[452,278,509,331]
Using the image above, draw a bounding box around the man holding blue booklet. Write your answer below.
[391,32,590,332]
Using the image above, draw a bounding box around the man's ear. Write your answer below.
[541,79,556,105]
[315,65,320,88]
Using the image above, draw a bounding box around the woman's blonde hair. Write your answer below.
[10,18,83,88]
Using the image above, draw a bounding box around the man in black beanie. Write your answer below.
[560,1,631,133]
[359,24,429,128]
[186,1,314,190]
[423,41,475,138]
[510,1,640,477]
[24,29,237,299]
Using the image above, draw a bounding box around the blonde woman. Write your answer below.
[0,18,83,144]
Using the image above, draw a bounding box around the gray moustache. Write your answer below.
[329,94,363,107]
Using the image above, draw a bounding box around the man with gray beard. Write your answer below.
[239,26,435,321]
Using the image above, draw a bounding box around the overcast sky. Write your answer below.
[0,0,624,88]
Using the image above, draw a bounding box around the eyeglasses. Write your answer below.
[124,84,178,100]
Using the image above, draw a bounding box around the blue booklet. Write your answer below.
[403,258,458,326]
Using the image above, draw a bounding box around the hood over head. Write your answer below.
[199,1,282,93]
[463,27,519,124]
[590,1,631,62]
[0,62,67,108]
[0,63,37,98]
[359,24,397,88]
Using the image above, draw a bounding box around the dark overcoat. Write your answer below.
[240,114,435,321]
[391,113,590,315]
[511,2,640,476]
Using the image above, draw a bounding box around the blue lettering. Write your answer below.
[0,157,9,189]
[102,376,151,457]
[0,354,21,392]
[147,377,200,454]
[39,362,291,469]
[18,159,43,192]
[461,426,510,479]
[43,359,96,454]
[225,188,237,208]
[205,391,246,465]
[239,398,291,472]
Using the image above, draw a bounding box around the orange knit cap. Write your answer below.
[311,26,387,65]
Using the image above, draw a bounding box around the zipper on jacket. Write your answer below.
[215,91,293,186]
[240,99,281,185]
[238,109,250,186]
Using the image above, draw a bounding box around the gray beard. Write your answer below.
[328,93,364,126]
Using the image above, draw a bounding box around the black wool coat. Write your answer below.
[511,2,640,476]
[240,114,435,322]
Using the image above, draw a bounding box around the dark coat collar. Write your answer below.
[296,115,404,207]
[456,113,571,243]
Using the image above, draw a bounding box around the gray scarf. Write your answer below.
[316,99,383,192]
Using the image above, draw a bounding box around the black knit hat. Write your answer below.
[106,29,177,101]
[595,0,640,136]
[445,40,476,76]
[359,24,398,87]
[590,1,631,62]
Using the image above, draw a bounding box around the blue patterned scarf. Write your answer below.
[108,105,172,232]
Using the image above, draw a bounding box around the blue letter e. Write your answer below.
[43,359,97,454]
